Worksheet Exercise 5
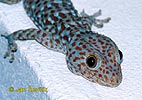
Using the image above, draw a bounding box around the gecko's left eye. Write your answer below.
[86,55,97,68]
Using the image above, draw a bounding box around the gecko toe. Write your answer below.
[9,53,15,63]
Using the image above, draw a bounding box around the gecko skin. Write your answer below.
[0,0,123,87]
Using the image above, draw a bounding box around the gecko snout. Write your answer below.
[101,68,122,87]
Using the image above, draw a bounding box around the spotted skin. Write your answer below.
[0,0,123,87]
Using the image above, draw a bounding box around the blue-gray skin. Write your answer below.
[0,0,123,87]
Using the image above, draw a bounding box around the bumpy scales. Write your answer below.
[0,0,123,87]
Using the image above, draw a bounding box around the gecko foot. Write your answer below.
[80,9,111,28]
[1,33,17,63]
[94,17,111,28]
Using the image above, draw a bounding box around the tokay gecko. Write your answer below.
[0,0,123,87]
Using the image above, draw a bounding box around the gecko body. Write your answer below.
[0,0,123,87]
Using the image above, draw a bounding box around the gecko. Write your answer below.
[0,0,123,87]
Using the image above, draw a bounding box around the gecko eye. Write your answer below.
[118,50,123,60]
[86,55,97,68]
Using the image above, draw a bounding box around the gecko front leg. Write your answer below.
[1,28,48,63]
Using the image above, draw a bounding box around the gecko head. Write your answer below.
[66,31,123,87]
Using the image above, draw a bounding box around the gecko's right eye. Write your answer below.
[118,50,123,60]
[86,55,97,68]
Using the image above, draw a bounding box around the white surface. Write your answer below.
[0,0,142,100]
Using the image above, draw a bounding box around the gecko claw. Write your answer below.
[1,32,8,39]
[3,51,15,63]
[3,51,10,59]
[9,54,14,63]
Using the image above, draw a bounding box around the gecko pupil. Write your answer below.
[86,56,97,68]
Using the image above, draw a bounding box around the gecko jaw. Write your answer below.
[96,74,122,87]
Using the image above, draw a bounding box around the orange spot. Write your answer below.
[61,23,65,30]
[99,74,102,78]
[96,78,99,83]
[31,35,35,38]
[73,57,80,62]
[50,40,52,44]
[93,42,96,45]
[79,52,86,55]
[50,45,54,48]
[104,75,108,81]
[114,63,117,66]
[110,77,115,83]
[59,13,67,18]
[82,45,86,49]
[37,30,41,34]
[75,46,82,50]
[83,71,87,75]
[42,33,47,37]
[66,51,68,55]
[77,34,81,37]
[110,59,113,63]
[51,14,58,21]
[45,42,48,46]
[26,34,29,38]
[87,76,91,79]
[94,70,98,73]
[70,33,74,37]
[63,36,68,41]
[81,57,85,59]
[112,73,115,76]
[63,43,66,46]
[106,71,109,74]
[69,54,72,58]
[18,34,22,38]
[102,50,106,53]
[80,62,86,66]
[108,53,111,57]
[103,69,105,74]
[99,67,102,71]
[79,42,83,45]
[55,39,60,44]
[72,42,76,46]
[98,39,104,44]
[88,49,92,52]
[46,20,52,25]
[77,64,81,67]
[102,46,107,49]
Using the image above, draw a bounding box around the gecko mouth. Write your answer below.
[97,76,122,87]
[98,79,119,87]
